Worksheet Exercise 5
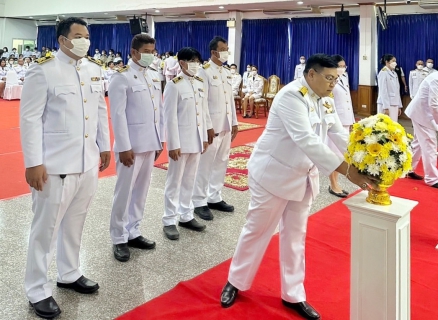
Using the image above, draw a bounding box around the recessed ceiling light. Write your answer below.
[297,1,303,4]
[155,9,160,13]
[104,12,108,15]
[219,6,225,9]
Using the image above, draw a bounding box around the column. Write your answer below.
[227,11,242,68]
[357,4,378,116]
[344,191,417,320]
[146,14,155,38]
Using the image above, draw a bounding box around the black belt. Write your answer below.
[215,133,219,136]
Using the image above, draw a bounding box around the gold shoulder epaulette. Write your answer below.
[172,76,183,84]
[87,56,103,66]
[329,92,334,98]
[194,76,203,83]
[299,86,308,97]
[117,65,130,73]
[35,56,54,65]
[203,63,210,69]
[382,67,387,71]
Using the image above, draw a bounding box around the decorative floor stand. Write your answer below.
[344,191,418,320]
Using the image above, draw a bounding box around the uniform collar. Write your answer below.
[210,59,223,69]
[128,59,146,72]
[300,77,320,100]
[178,71,194,81]
[56,49,82,66]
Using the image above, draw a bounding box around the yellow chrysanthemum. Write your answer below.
[375,122,388,131]
[367,143,382,156]
[354,130,365,142]
[379,143,391,159]
[388,133,403,145]
[363,127,373,135]
[363,154,375,165]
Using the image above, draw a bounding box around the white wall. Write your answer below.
[0,18,37,49]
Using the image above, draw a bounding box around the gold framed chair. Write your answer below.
[265,75,281,108]
[254,77,269,119]
[234,81,243,114]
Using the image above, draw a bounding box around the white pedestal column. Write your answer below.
[227,11,242,67]
[344,191,418,320]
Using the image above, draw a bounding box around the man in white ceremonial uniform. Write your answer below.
[20,18,111,319]
[326,55,356,198]
[220,54,377,320]
[377,54,402,122]
[103,61,116,93]
[109,34,164,263]
[242,65,263,118]
[424,58,437,74]
[164,51,179,83]
[192,36,238,221]
[409,60,428,99]
[230,63,242,96]
[241,64,252,95]
[162,47,209,240]
[294,56,306,80]
[405,71,438,188]
[14,58,27,84]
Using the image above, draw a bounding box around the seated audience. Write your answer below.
[230,64,242,96]
[1,47,9,59]
[242,64,252,95]
[242,65,263,118]
[0,59,7,97]
[14,58,27,84]
[100,50,108,64]
[114,52,122,63]
[22,46,32,58]
[94,49,101,60]
[24,57,32,67]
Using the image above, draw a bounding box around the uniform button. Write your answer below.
[81,82,84,86]
[84,99,87,103]
[197,123,200,126]
[227,112,230,114]
[196,102,199,105]
[154,108,157,111]
[226,102,229,104]
[148,84,152,87]
[222,81,225,83]
[155,120,157,124]
[85,134,89,138]
[224,91,226,94]
[76,67,80,71]
[85,115,89,120]
[197,112,199,116]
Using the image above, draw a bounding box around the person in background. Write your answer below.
[409,60,428,99]
[7,58,14,68]
[377,54,402,122]
[107,49,115,62]
[24,57,32,68]
[2,47,9,59]
[45,48,51,57]
[115,60,124,69]
[93,49,101,60]
[108,33,164,262]
[241,64,252,95]
[100,50,108,64]
[14,58,27,84]
[20,17,110,319]
[326,54,356,198]
[51,48,58,56]
[103,61,116,93]
[424,58,436,74]
[0,59,7,98]
[114,52,122,63]
[162,47,208,240]
[23,46,32,58]
[34,47,41,59]
[393,63,408,99]
[164,51,179,83]
[242,65,263,118]
[230,64,242,96]
[11,48,17,57]
[294,56,306,80]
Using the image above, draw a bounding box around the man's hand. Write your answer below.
[398,108,402,116]
[384,109,390,116]
[202,142,209,154]
[207,129,215,144]
[336,162,379,191]
[99,151,111,172]
[169,149,181,161]
[155,143,164,161]
[119,150,134,167]
[25,165,48,191]
[231,125,238,142]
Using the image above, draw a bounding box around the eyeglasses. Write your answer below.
[315,71,338,84]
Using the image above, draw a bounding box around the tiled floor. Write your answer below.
[0,119,415,320]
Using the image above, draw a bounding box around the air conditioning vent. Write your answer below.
[263,6,321,15]
[419,0,438,8]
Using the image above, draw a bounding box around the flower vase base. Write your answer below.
[366,185,392,206]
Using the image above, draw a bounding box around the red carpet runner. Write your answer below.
[117,177,438,320]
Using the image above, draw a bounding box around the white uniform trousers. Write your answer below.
[110,151,155,244]
[411,132,422,171]
[377,104,400,122]
[326,125,349,158]
[25,166,99,303]
[103,80,109,92]
[192,131,231,207]
[162,153,200,226]
[228,175,313,303]
[411,121,438,186]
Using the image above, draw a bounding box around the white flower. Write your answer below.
[402,135,408,144]
[352,150,366,163]
[361,117,377,128]
[392,144,400,152]
[364,134,379,145]
[399,153,407,163]
[367,163,381,176]
[385,156,397,169]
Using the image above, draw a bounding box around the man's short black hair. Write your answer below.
[168,51,174,56]
[332,54,345,64]
[209,36,227,52]
[177,47,202,62]
[131,34,155,50]
[25,46,30,49]
[107,61,114,67]
[56,17,88,42]
[304,54,338,74]
[427,58,434,61]
[230,64,237,68]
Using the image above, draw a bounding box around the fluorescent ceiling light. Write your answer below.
[297,1,304,4]
[219,6,225,9]
[155,9,160,12]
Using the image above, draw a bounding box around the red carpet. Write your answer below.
[117,178,438,320]
[0,99,265,200]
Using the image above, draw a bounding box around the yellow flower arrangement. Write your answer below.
[344,114,413,204]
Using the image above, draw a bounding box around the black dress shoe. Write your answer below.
[282,300,320,320]
[128,236,156,250]
[408,172,424,180]
[342,190,349,195]
[57,276,99,294]
[178,218,206,231]
[328,186,347,198]
[163,225,180,240]
[431,183,438,188]
[207,200,235,212]
[194,206,214,220]
[220,282,239,308]
[29,297,61,319]
[113,243,130,262]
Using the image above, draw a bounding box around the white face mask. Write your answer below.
[389,61,397,69]
[64,37,90,57]
[417,65,424,70]
[246,67,251,72]
[252,71,257,76]
[336,67,345,76]
[217,51,229,63]
[230,69,236,74]
[427,62,434,69]
[300,59,305,64]
[138,53,154,67]
[186,62,199,76]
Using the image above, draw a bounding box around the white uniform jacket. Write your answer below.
[332,73,355,126]
[197,61,238,133]
[248,75,264,96]
[164,56,179,76]
[20,51,111,174]
[14,65,27,79]
[104,68,116,81]
[294,64,305,80]
[377,67,402,109]
[242,71,251,88]
[164,73,208,153]
[231,73,242,95]
[109,60,164,154]
[409,68,428,99]
[405,71,438,131]
[248,77,348,201]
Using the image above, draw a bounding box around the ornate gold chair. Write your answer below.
[234,81,243,114]
[265,75,281,108]
[254,77,269,119]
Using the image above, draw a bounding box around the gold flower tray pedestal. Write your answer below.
[366,184,392,206]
